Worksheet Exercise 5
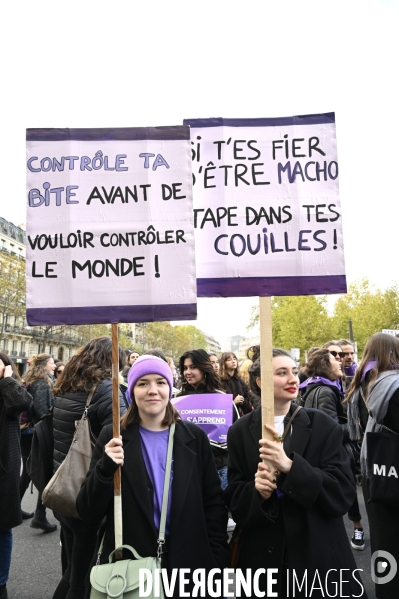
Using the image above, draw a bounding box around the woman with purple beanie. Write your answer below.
[77,355,229,598]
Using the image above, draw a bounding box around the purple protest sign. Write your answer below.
[172,393,233,443]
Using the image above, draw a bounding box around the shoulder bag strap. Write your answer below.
[281,405,302,442]
[360,385,398,435]
[85,384,98,409]
[157,422,175,556]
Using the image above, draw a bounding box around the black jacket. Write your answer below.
[0,377,32,529]
[302,381,349,442]
[220,374,253,415]
[77,420,229,598]
[52,380,126,471]
[224,406,366,598]
[29,376,54,423]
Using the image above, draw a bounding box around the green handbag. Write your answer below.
[90,545,162,599]
[89,423,175,599]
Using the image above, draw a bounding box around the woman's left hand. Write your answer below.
[259,424,293,474]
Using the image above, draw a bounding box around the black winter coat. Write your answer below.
[220,374,253,415]
[302,381,350,442]
[29,376,54,423]
[52,380,126,471]
[224,406,366,598]
[0,377,32,529]
[77,420,229,598]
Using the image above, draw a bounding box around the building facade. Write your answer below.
[0,216,82,374]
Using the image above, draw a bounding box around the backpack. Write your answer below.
[27,409,54,494]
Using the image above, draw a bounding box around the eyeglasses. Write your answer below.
[330,351,345,359]
[56,370,63,374]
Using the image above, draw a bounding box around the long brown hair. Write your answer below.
[219,352,240,380]
[53,337,115,394]
[346,333,399,402]
[306,348,338,381]
[24,353,53,387]
[120,400,180,430]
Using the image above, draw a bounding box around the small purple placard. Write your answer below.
[172,393,233,442]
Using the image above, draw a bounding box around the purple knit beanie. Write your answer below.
[127,355,173,400]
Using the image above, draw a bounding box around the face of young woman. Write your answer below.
[329,353,342,378]
[272,356,299,403]
[45,358,56,374]
[224,354,237,373]
[209,355,220,374]
[183,358,205,388]
[129,352,140,365]
[134,374,170,422]
[55,364,64,377]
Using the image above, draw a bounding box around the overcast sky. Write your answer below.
[2,0,398,346]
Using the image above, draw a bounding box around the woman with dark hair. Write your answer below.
[178,349,234,489]
[77,355,229,598]
[51,336,127,599]
[0,353,32,599]
[225,349,365,598]
[347,332,399,599]
[54,363,65,380]
[20,353,57,531]
[219,352,252,415]
[300,347,365,549]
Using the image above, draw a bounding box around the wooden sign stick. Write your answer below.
[259,297,275,455]
[111,323,123,555]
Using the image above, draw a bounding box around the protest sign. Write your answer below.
[184,113,346,297]
[172,393,233,443]
[26,127,196,325]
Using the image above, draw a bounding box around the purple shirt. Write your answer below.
[139,427,173,536]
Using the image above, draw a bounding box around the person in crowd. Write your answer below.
[338,338,357,377]
[225,349,365,598]
[128,351,140,365]
[239,357,257,407]
[0,353,33,599]
[246,344,260,362]
[300,347,365,550]
[51,336,127,599]
[77,355,229,598]
[298,346,319,385]
[178,349,234,489]
[21,353,57,532]
[219,352,253,415]
[166,356,179,388]
[209,353,220,375]
[54,363,65,380]
[346,332,399,599]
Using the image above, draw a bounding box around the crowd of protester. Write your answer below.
[1,332,399,597]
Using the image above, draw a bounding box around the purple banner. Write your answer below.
[171,393,233,443]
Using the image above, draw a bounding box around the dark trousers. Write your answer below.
[52,514,99,599]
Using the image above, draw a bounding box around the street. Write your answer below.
[8,482,375,599]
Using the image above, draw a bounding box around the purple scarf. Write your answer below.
[299,376,345,398]
[344,363,357,377]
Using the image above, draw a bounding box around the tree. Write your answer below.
[330,279,399,353]
[0,253,26,341]
[248,295,333,360]
[176,325,207,351]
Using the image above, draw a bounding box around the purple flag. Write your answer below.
[172,393,233,443]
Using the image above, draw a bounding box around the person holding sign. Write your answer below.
[76,355,229,598]
[178,349,236,490]
[225,349,365,598]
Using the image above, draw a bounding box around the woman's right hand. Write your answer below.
[255,461,277,500]
[0,364,12,379]
[105,436,124,466]
[234,394,244,405]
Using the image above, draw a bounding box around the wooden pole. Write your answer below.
[111,323,123,554]
[259,297,275,443]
